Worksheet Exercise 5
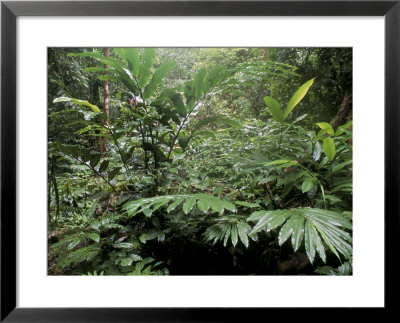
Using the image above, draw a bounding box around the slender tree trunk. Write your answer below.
[262,48,270,61]
[51,157,60,223]
[48,167,52,223]
[102,47,110,157]
[330,91,352,129]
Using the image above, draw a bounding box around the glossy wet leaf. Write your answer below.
[182,197,197,214]
[248,208,351,263]
[323,137,336,161]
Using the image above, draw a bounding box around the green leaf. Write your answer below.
[142,208,153,217]
[89,153,101,168]
[237,222,249,248]
[143,61,177,99]
[278,212,297,246]
[53,97,100,113]
[58,245,100,268]
[203,65,227,93]
[166,196,185,213]
[183,80,195,109]
[301,178,316,193]
[108,167,121,181]
[250,210,289,235]
[335,120,353,136]
[151,197,172,213]
[332,160,352,173]
[113,242,133,249]
[314,266,338,275]
[234,201,260,208]
[124,48,140,76]
[160,89,186,117]
[114,48,140,76]
[83,67,106,73]
[313,141,323,161]
[251,208,351,263]
[117,66,139,93]
[247,211,266,222]
[204,225,221,243]
[230,224,238,247]
[284,78,315,119]
[305,219,325,264]
[266,210,289,231]
[323,137,336,161]
[182,197,197,214]
[314,225,341,260]
[80,149,91,163]
[119,254,142,266]
[138,64,152,88]
[194,67,207,101]
[265,159,298,167]
[142,48,156,68]
[99,160,109,173]
[263,96,284,123]
[68,238,81,250]
[291,214,305,252]
[306,217,352,259]
[223,225,231,247]
[250,211,276,234]
[316,122,334,136]
[97,75,120,82]
[87,232,100,243]
[197,198,210,213]
[202,195,236,214]
[139,234,147,244]
[90,220,101,231]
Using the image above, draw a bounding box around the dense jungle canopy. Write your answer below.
[48,47,352,276]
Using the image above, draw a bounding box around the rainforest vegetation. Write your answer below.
[48,47,352,276]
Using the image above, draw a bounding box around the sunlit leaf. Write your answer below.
[53,97,100,113]
[283,78,315,119]
[316,122,334,136]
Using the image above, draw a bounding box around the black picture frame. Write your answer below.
[1,1,398,321]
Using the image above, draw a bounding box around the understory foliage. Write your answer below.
[48,47,352,275]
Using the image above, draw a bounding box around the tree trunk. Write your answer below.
[330,91,352,129]
[51,157,60,223]
[48,168,52,223]
[102,47,110,157]
[262,48,270,61]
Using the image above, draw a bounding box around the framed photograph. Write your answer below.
[1,0,398,321]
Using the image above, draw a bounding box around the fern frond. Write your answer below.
[57,244,101,269]
[315,261,352,275]
[50,233,81,252]
[248,208,352,264]
[204,215,255,248]
[123,193,238,217]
